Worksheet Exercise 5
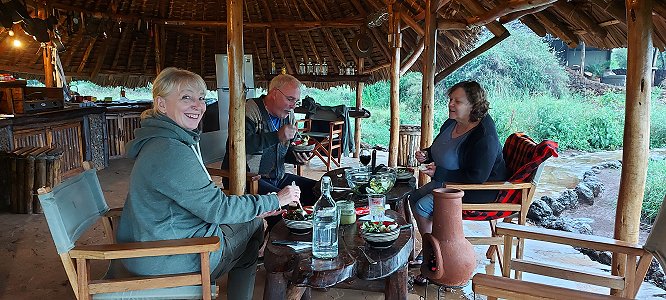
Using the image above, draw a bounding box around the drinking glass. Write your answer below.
[359,149,371,169]
[368,194,386,222]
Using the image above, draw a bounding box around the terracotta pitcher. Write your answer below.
[420,188,476,287]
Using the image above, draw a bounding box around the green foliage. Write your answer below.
[610,48,627,70]
[642,158,666,223]
[585,61,611,78]
[442,23,568,98]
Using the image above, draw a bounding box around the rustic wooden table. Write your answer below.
[263,210,414,300]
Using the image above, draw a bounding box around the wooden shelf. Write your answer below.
[264,74,371,83]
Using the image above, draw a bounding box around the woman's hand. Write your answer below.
[420,162,435,177]
[415,150,429,163]
[277,185,301,207]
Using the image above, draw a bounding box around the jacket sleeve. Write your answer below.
[141,141,280,225]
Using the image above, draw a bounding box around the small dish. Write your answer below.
[283,211,313,235]
[292,144,315,153]
[355,206,370,216]
[395,167,414,180]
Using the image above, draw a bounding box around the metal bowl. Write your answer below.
[344,167,396,195]
[361,228,400,248]
[283,218,313,235]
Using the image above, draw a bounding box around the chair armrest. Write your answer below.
[206,167,261,182]
[446,181,533,190]
[69,236,220,260]
[496,223,645,255]
[104,207,123,218]
[462,203,522,211]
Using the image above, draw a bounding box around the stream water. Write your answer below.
[536,148,666,200]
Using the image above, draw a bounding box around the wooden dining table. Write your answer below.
[262,210,414,300]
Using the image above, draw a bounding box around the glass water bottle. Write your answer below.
[312,176,339,259]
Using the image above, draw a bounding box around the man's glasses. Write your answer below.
[275,88,300,104]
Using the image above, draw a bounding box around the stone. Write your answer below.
[576,183,595,205]
[583,179,604,198]
[557,189,579,210]
[542,195,566,216]
[546,217,593,235]
[528,199,553,224]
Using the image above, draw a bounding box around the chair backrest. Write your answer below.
[643,194,666,269]
[38,169,109,254]
[499,132,559,202]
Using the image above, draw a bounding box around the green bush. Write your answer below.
[642,158,666,223]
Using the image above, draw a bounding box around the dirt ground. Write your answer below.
[560,167,651,243]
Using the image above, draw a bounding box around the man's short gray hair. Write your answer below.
[268,74,302,92]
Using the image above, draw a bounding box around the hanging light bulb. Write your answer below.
[12,38,21,47]
[8,29,14,36]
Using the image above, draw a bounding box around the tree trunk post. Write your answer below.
[419,0,438,186]
[227,0,246,195]
[612,0,653,296]
[388,2,401,167]
[355,57,364,158]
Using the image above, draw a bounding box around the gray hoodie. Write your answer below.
[117,114,279,276]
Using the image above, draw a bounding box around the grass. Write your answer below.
[643,158,666,223]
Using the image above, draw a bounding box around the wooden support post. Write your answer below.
[612,0,653,295]
[154,24,162,75]
[580,41,586,76]
[420,0,438,186]
[355,57,364,158]
[227,0,246,195]
[43,43,55,87]
[388,2,401,168]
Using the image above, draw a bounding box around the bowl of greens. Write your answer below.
[344,167,396,195]
[359,221,400,248]
[283,209,313,235]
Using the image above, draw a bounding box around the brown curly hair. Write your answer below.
[447,80,489,122]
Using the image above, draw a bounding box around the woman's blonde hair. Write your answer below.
[141,67,208,119]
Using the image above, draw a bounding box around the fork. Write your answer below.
[358,246,377,265]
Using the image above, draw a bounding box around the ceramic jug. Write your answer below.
[420,188,476,287]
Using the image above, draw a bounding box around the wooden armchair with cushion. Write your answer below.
[446,132,559,269]
[38,164,220,300]
[472,194,666,299]
[300,118,345,171]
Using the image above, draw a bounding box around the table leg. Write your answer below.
[384,265,408,300]
[263,272,288,300]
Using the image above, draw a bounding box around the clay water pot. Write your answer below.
[420,188,476,287]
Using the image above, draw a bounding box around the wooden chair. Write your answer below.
[446,132,558,269]
[38,164,220,300]
[206,167,260,195]
[303,119,345,171]
[472,198,666,300]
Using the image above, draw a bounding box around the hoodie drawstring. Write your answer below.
[191,143,212,181]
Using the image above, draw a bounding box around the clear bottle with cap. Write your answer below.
[298,58,306,75]
[312,176,339,259]
[271,58,276,74]
[306,58,314,75]
[314,59,321,75]
[322,58,328,75]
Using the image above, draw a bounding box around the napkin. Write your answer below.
[287,244,311,252]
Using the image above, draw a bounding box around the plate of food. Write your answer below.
[355,206,370,216]
[395,167,414,181]
[282,209,313,235]
[359,221,400,248]
[291,136,314,153]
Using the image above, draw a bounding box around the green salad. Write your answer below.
[360,221,398,233]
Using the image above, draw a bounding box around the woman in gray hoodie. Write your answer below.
[116,67,300,299]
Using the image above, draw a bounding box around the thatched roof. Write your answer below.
[1,0,665,89]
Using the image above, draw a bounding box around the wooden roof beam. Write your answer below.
[553,1,608,38]
[44,3,365,29]
[534,10,579,48]
[272,30,293,74]
[520,14,548,37]
[370,27,392,62]
[466,0,557,27]
[437,19,469,30]
[77,37,97,74]
[589,0,626,25]
[400,37,424,75]
[455,0,507,37]
[91,38,110,78]
[284,33,300,73]
[402,12,425,36]
[499,2,553,23]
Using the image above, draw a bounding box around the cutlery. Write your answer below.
[272,240,312,246]
[358,246,377,265]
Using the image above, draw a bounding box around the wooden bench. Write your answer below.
[472,273,624,300]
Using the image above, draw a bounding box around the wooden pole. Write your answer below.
[153,25,162,75]
[42,43,55,87]
[388,2,401,168]
[354,57,364,158]
[227,0,246,195]
[580,41,586,76]
[612,0,653,296]
[419,0,438,186]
